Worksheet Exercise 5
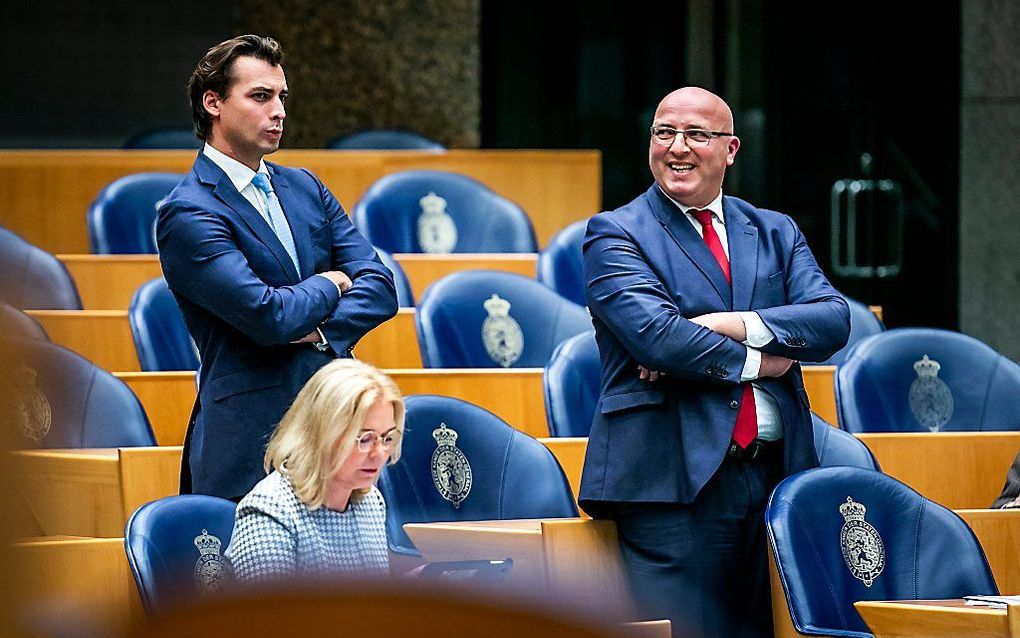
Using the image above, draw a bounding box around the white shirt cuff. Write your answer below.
[316,273,344,298]
[739,311,775,348]
[741,347,762,382]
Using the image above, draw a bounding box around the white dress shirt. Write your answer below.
[660,188,783,441]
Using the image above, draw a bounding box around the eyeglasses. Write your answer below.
[650,126,734,148]
[354,428,402,453]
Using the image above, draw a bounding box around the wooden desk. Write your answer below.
[27,306,422,371]
[540,437,587,506]
[855,599,1019,638]
[10,537,144,636]
[117,369,548,447]
[802,365,837,425]
[9,446,182,537]
[0,149,601,254]
[857,432,1020,509]
[56,253,539,311]
[958,509,1020,594]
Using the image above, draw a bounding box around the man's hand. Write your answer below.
[318,270,353,292]
[291,330,321,344]
[689,312,746,341]
[759,353,794,378]
[638,365,665,382]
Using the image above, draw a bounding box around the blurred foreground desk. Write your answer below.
[10,446,182,537]
[855,599,1020,637]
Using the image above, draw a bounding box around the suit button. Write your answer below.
[730,400,739,409]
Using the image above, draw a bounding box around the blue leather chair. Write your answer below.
[5,338,155,448]
[836,328,1020,433]
[0,302,48,340]
[416,270,591,368]
[124,494,237,615]
[123,127,201,150]
[536,219,588,307]
[819,295,885,366]
[767,466,997,637]
[375,248,415,307]
[352,171,537,254]
[811,413,879,471]
[87,173,183,254]
[544,330,599,437]
[327,129,445,150]
[129,278,199,372]
[0,228,82,310]
[378,395,578,555]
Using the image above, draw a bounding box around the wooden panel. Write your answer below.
[356,308,422,368]
[768,549,806,638]
[857,432,1020,509]
[9,447,182,537]
[27,310,140,371]
[957,509,1020,594]
[56,253,539,311]
[541,519,634,618]
[118,369,547,448]
[0,149,601,254]
[802,365,837,425]
[11,537,144,636]
[855,600,1010,638]
[540,437,587,504]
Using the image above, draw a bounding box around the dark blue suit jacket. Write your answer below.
[578,186,850,511]
[157,153,397,498]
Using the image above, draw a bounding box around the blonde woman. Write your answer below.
[226,359,404,582]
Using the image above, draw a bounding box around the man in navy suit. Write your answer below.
[157,35,397,501]
[579,87,850,637]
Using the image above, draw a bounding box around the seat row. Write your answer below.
[122,126,444,151]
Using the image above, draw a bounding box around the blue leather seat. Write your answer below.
[129,278,199,372]
[87,173,183,254]
[352,171,537,254]
[767,466,997,637]
[536,219,588,307]
[819,295,885,365]
[0,301,48,340]
[375,248,415,307]
[0,228,82,310]
[124,494,237,615]
[811,413,879,471]
[122,127,201,150]
[416,270,591,368]
[5,338,155,448]
[378,395,578,555]
[327,129,445,150]
[544,330,599,437]
[836,328,1020,433]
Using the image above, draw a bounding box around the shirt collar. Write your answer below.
[658,186,726,225]
[203,143,269,193]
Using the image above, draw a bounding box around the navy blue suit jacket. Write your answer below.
[578,186,850,511]
[157,153,398,498]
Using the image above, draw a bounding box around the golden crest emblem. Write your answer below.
[15,363,51,443]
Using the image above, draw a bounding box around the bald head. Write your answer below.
[655,87,735,133]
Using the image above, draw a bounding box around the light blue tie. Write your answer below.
[251,172,300,274]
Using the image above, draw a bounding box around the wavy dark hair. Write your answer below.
[187,35,284,141]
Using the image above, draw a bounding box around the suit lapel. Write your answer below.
[724,197,759,312]
[195,154,300,282]
[648,186,732,307]
[267,164,311,280]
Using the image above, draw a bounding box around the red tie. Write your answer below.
[692,210,757,448]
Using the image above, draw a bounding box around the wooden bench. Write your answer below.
[57,253,539,310]
[0,149,601,254]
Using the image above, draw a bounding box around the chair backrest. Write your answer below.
[0,228,82,309]
[416,270,591,368]
[544,330,599,437]
[352,170,537,253]
[819,295,885,365]
[0,301,48,340]
[122,126,201,150]
[378,395,578,555]
[4,338,155,448]
[87,172,183,254]
[375,248,415,307]
[129,278,199,371]
[767,466,998,637]
[536,219,588,307]
[836,327,1020,433]
[811,413,880,471]
[326,129,445,150]
[124,494,237,615]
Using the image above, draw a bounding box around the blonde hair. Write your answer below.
[264,359,405,509]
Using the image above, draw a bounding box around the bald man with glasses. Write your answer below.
[578,87,850,637]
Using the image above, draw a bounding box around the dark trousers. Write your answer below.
[608,448,782,638]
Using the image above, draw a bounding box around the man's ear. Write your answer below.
[202,90,222,119]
